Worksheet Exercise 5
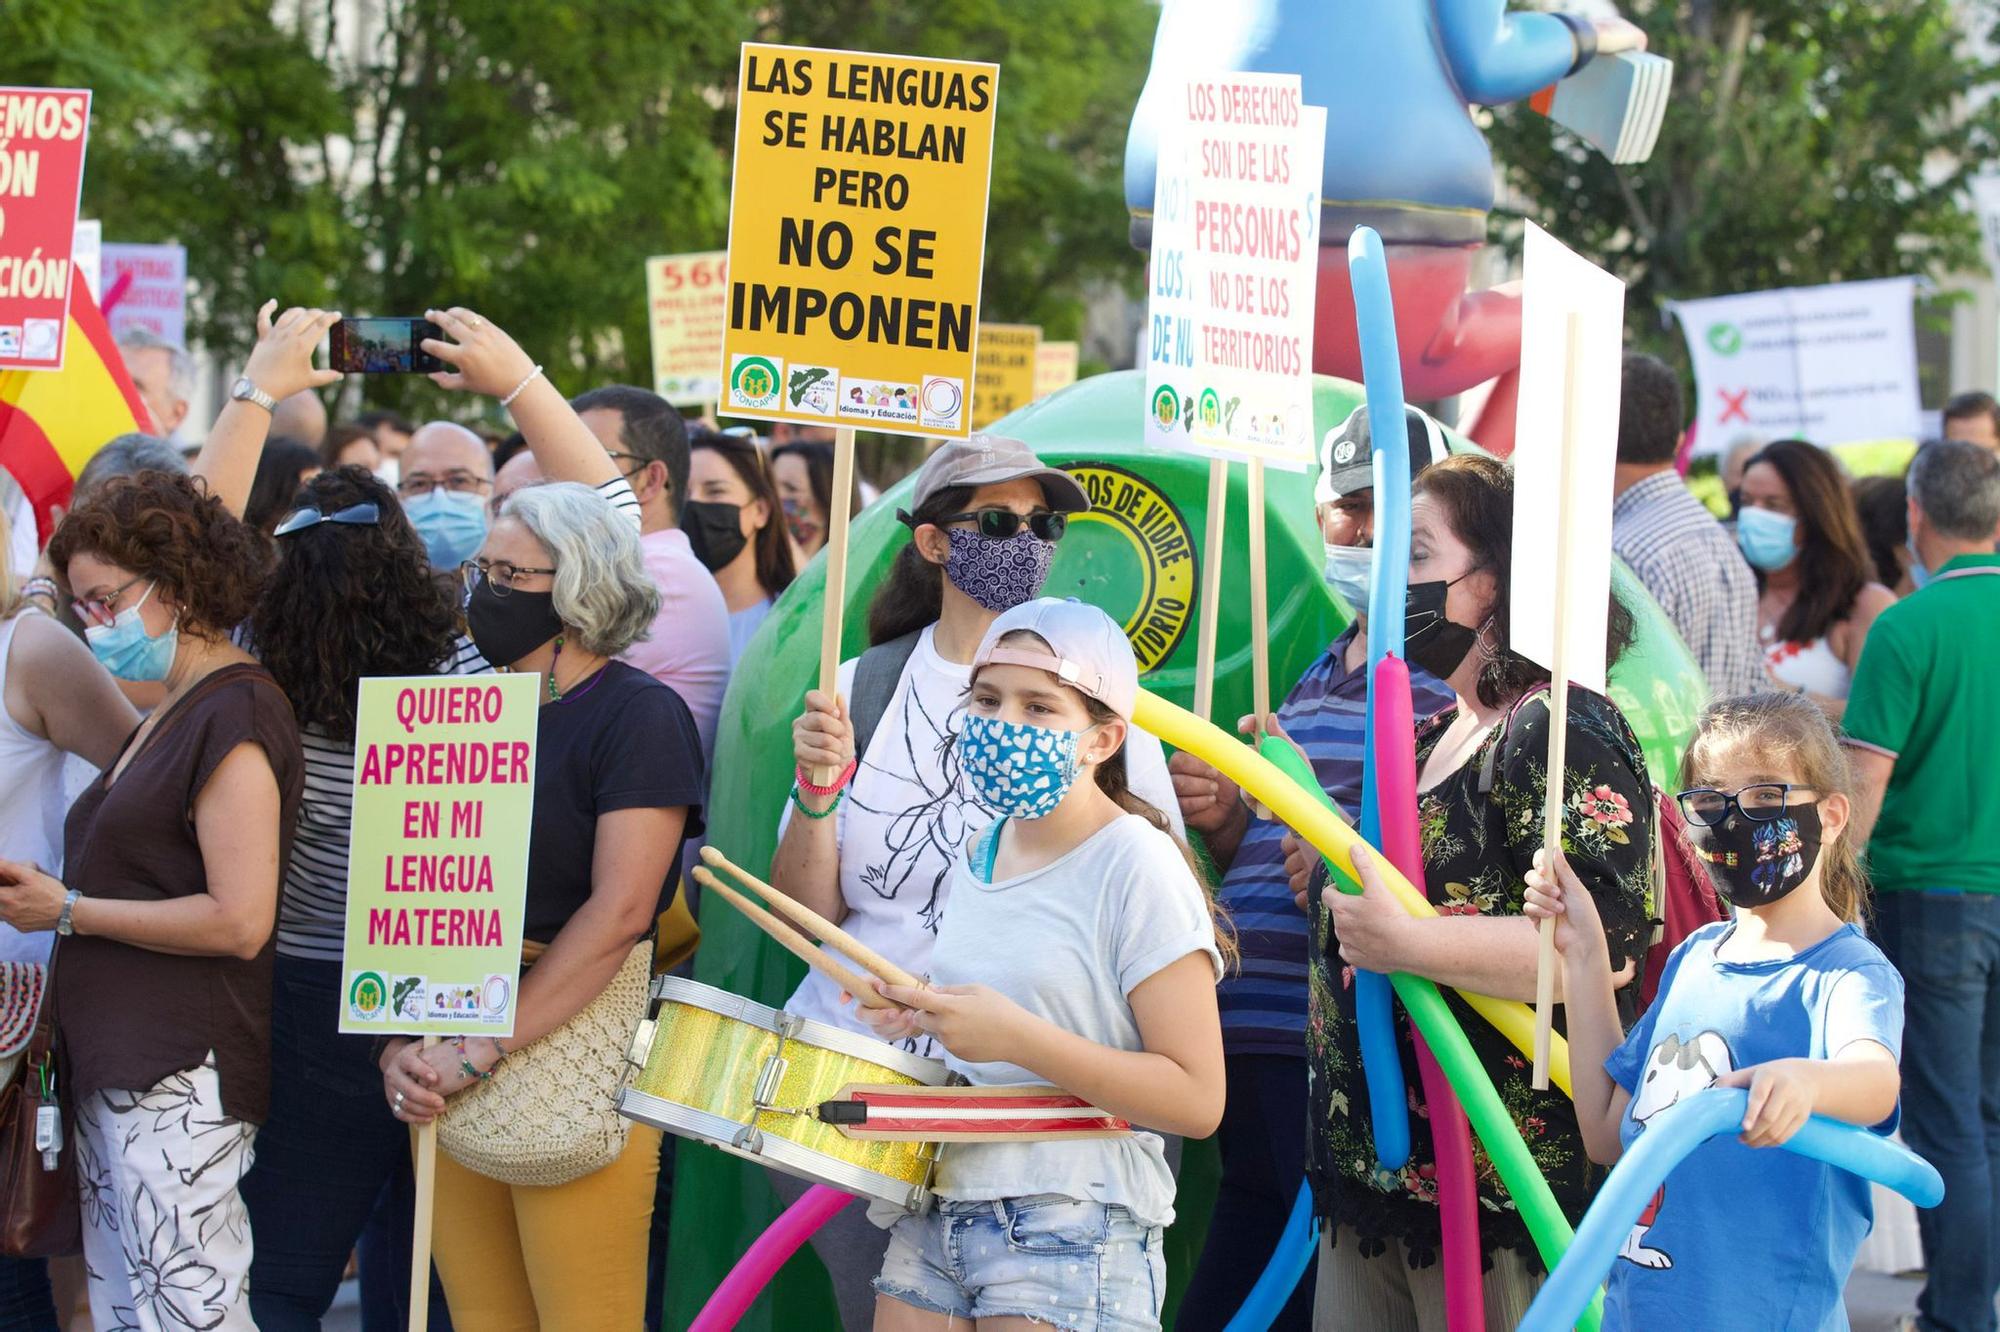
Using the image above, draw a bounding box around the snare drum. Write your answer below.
[619,976,950,1212]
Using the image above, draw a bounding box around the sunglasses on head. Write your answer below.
[273,502,382,537]
[926,508,1068,542]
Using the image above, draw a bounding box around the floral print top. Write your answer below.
[1304,686,1654,1267]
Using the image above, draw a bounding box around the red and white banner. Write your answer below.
[0,88,92,372]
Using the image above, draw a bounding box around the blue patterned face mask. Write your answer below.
[957,713,1091,820]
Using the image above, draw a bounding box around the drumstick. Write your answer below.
[699,846,924,991]
[690,867,891,1009]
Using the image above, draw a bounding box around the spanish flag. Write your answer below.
[0,282,152,546]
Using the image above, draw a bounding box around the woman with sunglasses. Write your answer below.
[769,436,1187,1331]
[1526,691,1900,1332]
[684,428,796,665]
[0,468,305,1332]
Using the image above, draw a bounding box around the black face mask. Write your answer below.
[1403,577,1480,680]
[1685,802,1823,908]
[465,579,564,670]
[682,500,749,573]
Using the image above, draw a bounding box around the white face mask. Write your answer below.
[1322,542,1373,615]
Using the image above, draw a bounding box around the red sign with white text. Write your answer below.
[0,88,91,372]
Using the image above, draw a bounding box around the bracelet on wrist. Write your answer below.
[790,784,846,820]
[794,758,857,798]
[500,364,545,408]
[22,575,57,604]
[452,1036,493,1082]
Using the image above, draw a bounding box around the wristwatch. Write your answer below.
[230,376,278,413]
[56,889,80,937]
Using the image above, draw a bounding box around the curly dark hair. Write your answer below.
[1412,454,1634,708]
[50,470,271,637]
[246,466,461,740]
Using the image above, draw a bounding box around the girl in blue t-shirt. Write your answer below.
[1525,691,1903,1332]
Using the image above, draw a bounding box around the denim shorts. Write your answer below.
[875,1194,1165,1330]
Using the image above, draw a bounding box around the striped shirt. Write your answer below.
[275,473,640,959]
[1611,470,1764,699]
[1214,626,1455,1055]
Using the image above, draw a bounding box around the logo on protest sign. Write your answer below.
[1151,384,1181,431]
[721,44,1000,440]
[729,354,784,410]
[1198,388,1222,430]
[1061,463,1196,673]
[1706,322,1742,357]
[920,376,965,431]
[341,675,538,1036]
[349,971,388,1022]
[645,250,729,406]
[787,364,838,416]
[0,88,93,372]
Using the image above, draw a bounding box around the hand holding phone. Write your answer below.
[330,317,446,374]
[420,307,540,403]
[243,302,344,400]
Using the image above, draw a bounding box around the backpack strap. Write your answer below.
[849,629,925,766]
[1475,688,1550,798]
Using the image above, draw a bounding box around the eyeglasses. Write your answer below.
[459,559,556,599]
[274,502,381,537]
[71,575,149,628]
[399,470,490,498]
[1676,783,1821,827]
[934,508,1068,542]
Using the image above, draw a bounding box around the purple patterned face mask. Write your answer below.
[943,528,1055,612]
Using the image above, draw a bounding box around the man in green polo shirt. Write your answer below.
[1845,439,2000,1332]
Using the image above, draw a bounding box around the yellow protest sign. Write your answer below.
[973,323,1040,428]
[645,251,728,407]
[340,675,539,1036]
[1034,340,1080,400]
[721,44,999,439]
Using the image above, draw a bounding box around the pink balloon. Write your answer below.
[690,1184,855,1331]
[1374,657,1484,1331]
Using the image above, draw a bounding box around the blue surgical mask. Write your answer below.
[1906,536,1933,590]
[404,489,491,569]
[958,713,1088,820]
[1322,542,1372,614]
[1735,506,1799,572]
[84,583,179,681]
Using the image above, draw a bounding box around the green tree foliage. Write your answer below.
[1486,0,2000,354]
[2,0,1153,416]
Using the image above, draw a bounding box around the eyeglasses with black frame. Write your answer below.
[459,558,557,599]
[1675,783,1820,827]
[273,502,382,538]
[934,508,1068,542]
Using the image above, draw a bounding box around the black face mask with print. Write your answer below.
[1684,803,1823,908]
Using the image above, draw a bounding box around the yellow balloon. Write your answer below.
[1133,688,1574,1096]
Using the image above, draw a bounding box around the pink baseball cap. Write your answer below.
[971,597,1139,720]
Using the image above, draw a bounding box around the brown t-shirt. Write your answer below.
[57,664,303,1124]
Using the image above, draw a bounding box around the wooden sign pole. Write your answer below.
[1531,312,1584,1091]
[407,1035,439,1332]
[1191,456,1229,722]
[1245,458,1273,820]
[811,426,859,786]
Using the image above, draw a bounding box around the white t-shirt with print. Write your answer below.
[780,624,1185,1058]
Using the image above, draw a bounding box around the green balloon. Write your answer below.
[663,371,1698,1329]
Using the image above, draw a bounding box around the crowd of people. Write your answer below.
[0,304,1996,1332]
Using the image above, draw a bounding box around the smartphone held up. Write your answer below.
[331,317,445,373]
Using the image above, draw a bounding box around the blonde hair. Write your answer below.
[980,628,1239,971]
[1678,692,1869,923]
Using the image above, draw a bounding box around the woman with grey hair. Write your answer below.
[377,480,705,1330]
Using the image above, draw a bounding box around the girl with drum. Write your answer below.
[773,437,1185,1329]
[862,598,1228,1332]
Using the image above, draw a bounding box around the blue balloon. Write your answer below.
[1224,1180,1318,1332]
[1519,1087,1945,1332]
[1346,226,1415,1172]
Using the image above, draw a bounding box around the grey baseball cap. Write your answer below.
[1315,404,1451,505]
[909,434,1091,513]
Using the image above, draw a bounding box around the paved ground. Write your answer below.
[320,1272,1934,1331]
